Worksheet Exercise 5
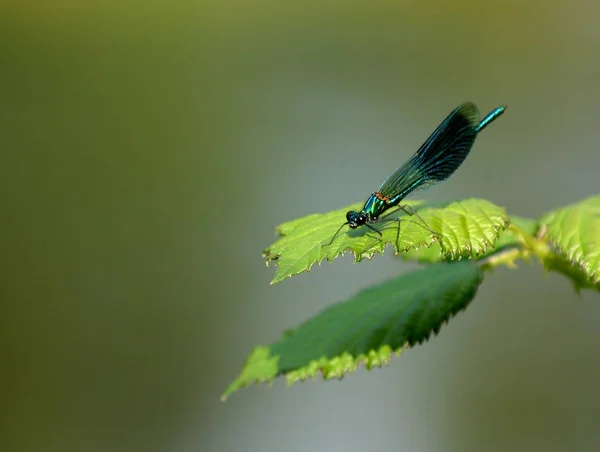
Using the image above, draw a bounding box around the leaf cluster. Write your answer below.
[223,195,600,400]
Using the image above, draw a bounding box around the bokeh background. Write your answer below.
[2,1,600,451]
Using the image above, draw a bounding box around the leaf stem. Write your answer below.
[508,222,552,260]
[479,246,525,271]
[479,220,553,272]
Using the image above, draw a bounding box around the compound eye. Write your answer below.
[346,211,356,223]
[346,211,360,228]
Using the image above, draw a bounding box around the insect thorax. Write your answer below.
[362,193,392,220]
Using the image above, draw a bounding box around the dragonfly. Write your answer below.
[328,101,506,249]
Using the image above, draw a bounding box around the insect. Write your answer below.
[328,102,506,249]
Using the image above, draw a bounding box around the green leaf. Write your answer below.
[223,261,483,400]
[264,198,509,283]
[543,253,600,293]
[540,195,600,284]
[400,215,538,264]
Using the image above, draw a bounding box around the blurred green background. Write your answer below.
[2,1,600,451]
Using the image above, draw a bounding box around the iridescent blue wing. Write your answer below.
[378,102,481,202]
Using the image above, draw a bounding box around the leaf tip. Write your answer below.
[223,347,280,399]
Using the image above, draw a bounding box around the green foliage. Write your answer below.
[540,195,600,284]
[543,252,600,293]
[222,261,482,400]
[264,198,509,283]
[400,214,538,264]
[224,195,600,400]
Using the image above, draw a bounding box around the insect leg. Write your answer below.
[370,205,441,247]
[398,205,441,238]
[326,222,349,246]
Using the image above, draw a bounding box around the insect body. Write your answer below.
[330,102,506,247]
